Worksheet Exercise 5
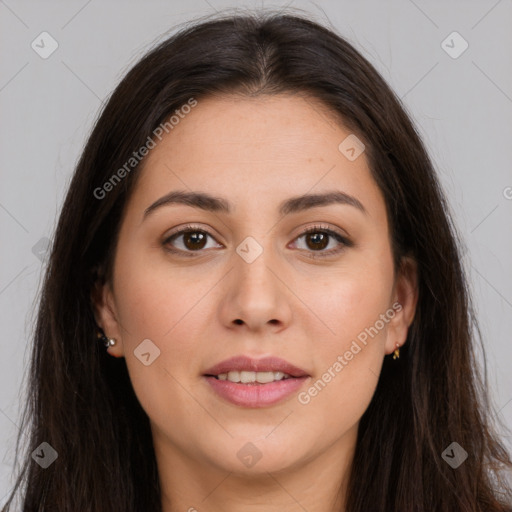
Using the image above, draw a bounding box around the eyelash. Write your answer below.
[162,223,352,259]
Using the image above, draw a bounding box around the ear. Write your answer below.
[384,255,418,355]
[90,278,125,358]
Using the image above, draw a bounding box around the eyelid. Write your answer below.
[291,223,351,243]
[164,223,221,242]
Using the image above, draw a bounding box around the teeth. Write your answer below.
[216,371,291,383]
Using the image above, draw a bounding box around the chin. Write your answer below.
[198,434,307,476]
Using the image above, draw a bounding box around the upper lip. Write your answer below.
[203,356,309,378]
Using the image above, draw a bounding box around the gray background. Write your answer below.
[1,0,511,503]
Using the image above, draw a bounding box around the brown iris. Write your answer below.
[182,231,207,250]
[304,232,329,251]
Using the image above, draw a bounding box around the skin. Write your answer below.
[93,93,418,512]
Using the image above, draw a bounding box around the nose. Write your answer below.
[218,241,293,333]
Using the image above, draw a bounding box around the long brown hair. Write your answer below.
[3,9,512,511]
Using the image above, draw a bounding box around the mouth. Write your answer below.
[203,355,310,408]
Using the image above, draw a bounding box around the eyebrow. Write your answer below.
[143,189,367,220]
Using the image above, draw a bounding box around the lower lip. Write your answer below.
[204,376,309,408]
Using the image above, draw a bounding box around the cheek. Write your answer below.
[296,353,381,445]
[296,260,393,419]
[112,263,211,435]
[307,261,393,354]
[110,244,207,395]
[112,238,207,341]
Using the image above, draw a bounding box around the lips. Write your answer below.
[203,355,310,408]
[203,355,309,378]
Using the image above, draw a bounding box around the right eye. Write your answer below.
[162,224,222,256]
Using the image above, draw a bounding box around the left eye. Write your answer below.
[163,224,351,258]
[292,227,348,255]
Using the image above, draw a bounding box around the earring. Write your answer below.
[393,342,400,360]
[97,330,116,348]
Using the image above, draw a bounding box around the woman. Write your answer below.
[3,9,512,512]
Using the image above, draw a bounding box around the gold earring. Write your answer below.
[393,343,400,360]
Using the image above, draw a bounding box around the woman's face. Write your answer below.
[94,94,417,479]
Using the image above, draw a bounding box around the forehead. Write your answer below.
[130,93,386,222]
